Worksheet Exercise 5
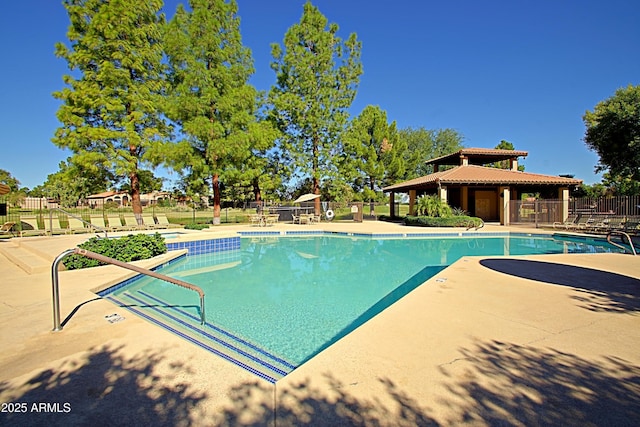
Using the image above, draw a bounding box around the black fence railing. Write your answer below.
[509,196,640,227]
[0,198,394,236]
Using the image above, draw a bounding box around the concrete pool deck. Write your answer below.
[0,221,638,426]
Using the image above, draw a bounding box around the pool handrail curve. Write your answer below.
[51,247,206,331]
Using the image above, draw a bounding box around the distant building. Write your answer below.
[85,190,171,208]
[86,191,130,208]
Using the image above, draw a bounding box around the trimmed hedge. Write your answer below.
[183,223,210,230]
[63,233,167,270]
[403,215,483,228]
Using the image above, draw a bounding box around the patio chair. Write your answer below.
[249,214,263,226]
[0,221,16,237]
[106,214,130,231]
[67,216,89,234]
[265,214,279,226]
[43,216,67,236]
[623,218,640,235]
[123,214,143,230]
[141,213,161,229]
[298,213,312,225]
[19,216,47,237]
[553,214,578,229]
[89,215,110,233]
[566,214,594,231]
[156,213,181,229]
[594,216,626,233]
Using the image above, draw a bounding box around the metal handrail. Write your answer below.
[50,207,108,238]
[51,248,206,331]
[606,230,637,255]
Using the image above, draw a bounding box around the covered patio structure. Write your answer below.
[383,148,582,225]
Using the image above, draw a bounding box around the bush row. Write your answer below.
[403,215,483,228]
[63,233,167,270]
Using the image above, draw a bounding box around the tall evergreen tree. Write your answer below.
[164,0,270,223]
[398,127,464,180]
[53,0,170,217]
[343,105,404,211]
[269,1,362,212]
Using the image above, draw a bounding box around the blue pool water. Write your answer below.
[107,234,622,369]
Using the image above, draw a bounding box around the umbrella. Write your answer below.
[293,193,320,204]
[0,183,10,195]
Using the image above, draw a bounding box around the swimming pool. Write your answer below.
[102,233,622,382]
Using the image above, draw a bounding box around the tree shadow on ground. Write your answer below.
[480,258,640,312]
[215,373,439,427]
[0,344,207,427]
[440,339,640,426]
[2,339,637,426]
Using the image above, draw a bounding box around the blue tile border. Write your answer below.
[105,295,278,383]
[166,236,240,255]
[124,292,290,378]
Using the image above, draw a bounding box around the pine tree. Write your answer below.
[269,1,362,213]
[343,105,404,212]
[164,0,268,224]
[53,0,170,217]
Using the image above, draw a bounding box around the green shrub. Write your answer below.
[416,195,452,217]
[403,215,483,228]
[184,223,210,230]
[63,233,167,270]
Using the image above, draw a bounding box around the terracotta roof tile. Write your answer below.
[383,165,582,191]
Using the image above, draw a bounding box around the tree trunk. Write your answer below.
[313,176,321,214]
[130,169,142,222]
[369,176,375,215]
[212,173,221,225]
[313,135,320,214]
[252,178,262,203]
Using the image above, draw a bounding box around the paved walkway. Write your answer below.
[0,222,638,426]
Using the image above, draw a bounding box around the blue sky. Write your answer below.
[1,0,639,189]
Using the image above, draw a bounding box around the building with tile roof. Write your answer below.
[382,148,582,225]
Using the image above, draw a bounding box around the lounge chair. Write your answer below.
[141,213,161,229]
[156,213,181,229]
[89,215,110,233]
[106,214,130,231]
[566,215,593,231]
[44,216,68,235]
[19,216,47,237]
[123,214,143,230]
[67,217,89,234]
[593,216,625,233]
[0,221,16,237]
[623,219,640,235]
[553,214,578,229]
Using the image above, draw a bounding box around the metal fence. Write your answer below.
[509,196,640,227]
[0,197,386,235]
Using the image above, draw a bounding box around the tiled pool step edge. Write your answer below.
[106,291,296,383]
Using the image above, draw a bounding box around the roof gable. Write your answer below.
[426,147,529,166]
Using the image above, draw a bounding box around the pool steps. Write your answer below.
[106,290,296,383]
